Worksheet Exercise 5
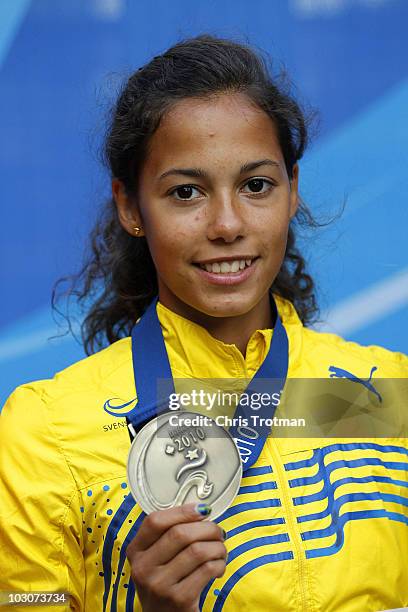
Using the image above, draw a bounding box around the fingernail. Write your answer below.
[195,503,212,516]
[221,528,227,540]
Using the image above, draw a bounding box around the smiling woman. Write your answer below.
[112,92,300,353]
[0,34,407,612]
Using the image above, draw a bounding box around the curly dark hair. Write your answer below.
[54,33,323,355]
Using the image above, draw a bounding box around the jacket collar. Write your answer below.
[156,294,303,379]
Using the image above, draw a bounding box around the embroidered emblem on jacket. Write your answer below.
[103,397,138,417]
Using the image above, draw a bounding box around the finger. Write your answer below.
[170,558,227,607]
[127,503,212,554]
[163,540,227,585]
[143,520,225,566]
[127,541,226,607]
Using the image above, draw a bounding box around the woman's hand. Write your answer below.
[126,503,227,612]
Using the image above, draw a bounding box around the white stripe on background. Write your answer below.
[314,267,408,336]
[0,0,31,67]
[0,325,80,363]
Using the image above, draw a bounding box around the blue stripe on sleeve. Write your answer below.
[217,498,281,521]
[242,465,273,476]
[239,481,277,494]
[208,552,294,611]
[285,442,408,472]
[305,509,408,558]
[110,511,146,611]
[102,494,136,611]
[225,518,285,539]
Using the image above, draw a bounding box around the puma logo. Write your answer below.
[328,365,382,403]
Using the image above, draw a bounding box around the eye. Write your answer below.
[169,185,202,201]
[241,178,275,194]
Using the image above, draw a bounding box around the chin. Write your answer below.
[194,295,258,318]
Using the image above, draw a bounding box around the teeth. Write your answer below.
[200,259,254,274]
[221,261,239,273]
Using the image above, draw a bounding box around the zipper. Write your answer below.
[265,437,311,612]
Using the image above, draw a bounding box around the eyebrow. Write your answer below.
[158,158,281,181]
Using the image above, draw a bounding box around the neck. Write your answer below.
[159,293,274,356]
[201,299,273,356]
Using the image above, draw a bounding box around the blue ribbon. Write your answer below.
[127,293,289,471]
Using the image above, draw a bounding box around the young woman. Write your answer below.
[0,34,407,612]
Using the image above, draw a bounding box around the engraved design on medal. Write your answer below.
[185,448,199,460]
[175,448,214,501]
[138,433,213,509]
[127,411,243,518]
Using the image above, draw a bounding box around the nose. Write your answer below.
[206,193,246,243]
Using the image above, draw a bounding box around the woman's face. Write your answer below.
[114,92,299,321]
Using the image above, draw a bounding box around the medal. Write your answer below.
[127,411,242,519]
[125,291,289,514]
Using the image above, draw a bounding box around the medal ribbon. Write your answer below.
[126,292,289,471]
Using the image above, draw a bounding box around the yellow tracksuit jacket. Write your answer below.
[0,295,407,612]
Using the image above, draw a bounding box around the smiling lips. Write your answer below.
[193,257,259,285]
[199,258,254,274]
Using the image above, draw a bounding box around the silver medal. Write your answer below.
[127,411,242,519]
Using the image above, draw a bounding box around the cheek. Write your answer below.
[257,207,291,252]
[148,227,192,270]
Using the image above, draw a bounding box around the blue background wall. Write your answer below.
[1,0,407,406]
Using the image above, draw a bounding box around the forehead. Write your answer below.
[143,93,284,172]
